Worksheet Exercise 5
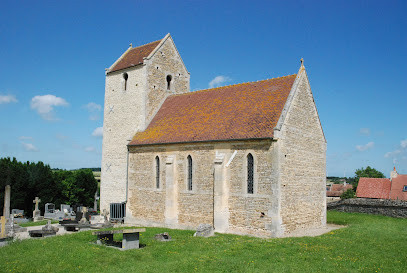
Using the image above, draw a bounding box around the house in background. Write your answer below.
[326,183,353,197]
[356,167,407,201]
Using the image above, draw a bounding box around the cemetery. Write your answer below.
[0,210,405,272]
[0,181,406,271]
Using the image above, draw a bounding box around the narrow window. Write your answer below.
[247,153,254,194]
[155,156,160,189]
[403,185,407,192]
[187,155,193,191]
[123,72,128,90]
[166,75,172,90]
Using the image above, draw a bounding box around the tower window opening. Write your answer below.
[166,75,172,90]
[123,73,128,90]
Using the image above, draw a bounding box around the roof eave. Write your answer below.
[106,62,145,75]
[128,137,274,147]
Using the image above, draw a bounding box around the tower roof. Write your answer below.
[129,74,297,146]
[108,39,162,73]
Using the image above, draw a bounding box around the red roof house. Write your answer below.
[389,173,407,201]
[356,167,407,201]
[326,183,353,197]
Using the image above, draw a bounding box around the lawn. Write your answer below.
[1,211,406,272]
[18,219,59,227]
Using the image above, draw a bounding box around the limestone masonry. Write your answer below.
[101,33,326,237]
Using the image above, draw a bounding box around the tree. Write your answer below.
[352,166,385,190]
[55,169,97,207]
[0,157,98,215]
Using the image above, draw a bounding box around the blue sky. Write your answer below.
[0,0,406,176]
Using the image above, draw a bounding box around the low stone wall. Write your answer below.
[327,198,407,218]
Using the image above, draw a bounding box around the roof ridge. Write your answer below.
[171,74,297,98]
[130,39,162,50]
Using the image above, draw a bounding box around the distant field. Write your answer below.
[1,211,406,272]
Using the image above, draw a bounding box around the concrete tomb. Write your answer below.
[44,203,69,220]
[93,228,146,250]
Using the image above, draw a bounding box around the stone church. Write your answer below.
[101,33,326,237]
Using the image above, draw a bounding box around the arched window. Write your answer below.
[123,72,128,90]
[187,155,192,191]
[155,156,160,189]
[166,75,172,90]
[247,153,254,194]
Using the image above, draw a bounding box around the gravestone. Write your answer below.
[42,220,59,232]
[90,209,112,229]
[155,232,172,241]
[193,224,214,237]
[94,191,98,212]
[79,207,89,225]
[32,197,43,222]
[11,209,24,217]
[3,185,10,220]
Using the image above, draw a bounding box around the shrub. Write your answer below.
[341,188,356,199]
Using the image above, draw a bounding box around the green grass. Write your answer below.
[1,211,406,272]
[18,219,59,227]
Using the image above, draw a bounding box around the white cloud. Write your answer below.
[385,150,401,158]
[83,102,102,120]
[385,138,407,160]
[85,146,96,153]
[0,95,18,104]
[92,127,103,137]
[19,136,33,140]
[21,142,38,152]
[359,128,370,136]
[209,76,231,88]
[30,95,68,120]
[84,102,101,112]
[356,141,374,152]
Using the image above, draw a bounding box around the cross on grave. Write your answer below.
[33,197,41,211]
[101,209,109,222]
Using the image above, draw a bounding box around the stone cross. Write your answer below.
[33,197,41,211]
[79,207,89,224]
[3,185,11,219]
[101,209,109,223]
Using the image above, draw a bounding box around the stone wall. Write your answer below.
[328,198,407,218]
[145,36,190,124]
[127,140,276,236]
[101,35,189,212]
[277,70,327,235]
[101,65,146,211]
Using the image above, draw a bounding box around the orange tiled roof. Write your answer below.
[109,40,161,73]
[356,178,391,199]
[389,174,407,201]
[129,74,297,146]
